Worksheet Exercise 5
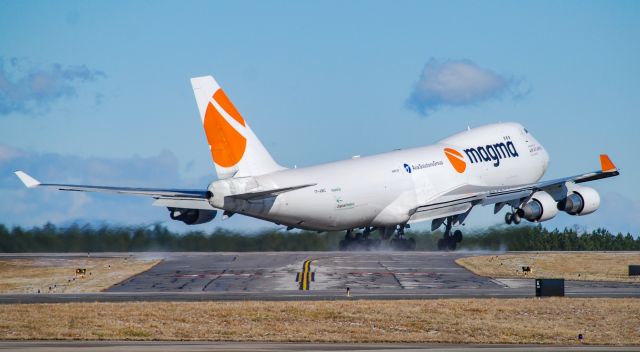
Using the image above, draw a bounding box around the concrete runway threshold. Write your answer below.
[0,341,637,352]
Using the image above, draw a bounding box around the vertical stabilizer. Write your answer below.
[190,75,285,179]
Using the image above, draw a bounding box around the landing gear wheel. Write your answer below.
[505,212,513,225]
[437,237,457,251]
[512,212,521,225]
[386,224,416,251]
[340,230,355,251]
[436,216,460,251]
[453,230,463,243]
[339,228,383,251]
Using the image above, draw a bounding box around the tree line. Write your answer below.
[0,223,638,252]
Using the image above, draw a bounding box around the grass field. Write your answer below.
[0,299,637,345]
[0,256,160,293]
[456,252,640,282]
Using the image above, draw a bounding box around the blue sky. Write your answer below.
[1,0,639,234]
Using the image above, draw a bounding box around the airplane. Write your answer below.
[15,75,620,251]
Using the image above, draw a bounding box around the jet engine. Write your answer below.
[168,208,217,225]
[517,191,558,222]
[557,186,600,216]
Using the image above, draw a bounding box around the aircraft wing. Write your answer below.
[411,154,620,226]
[14,171,316,210]
[14,171,209,199]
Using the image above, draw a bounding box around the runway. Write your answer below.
[0,341,638,352]
[1,251,638,303]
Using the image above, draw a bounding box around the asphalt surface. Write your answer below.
[0,341,638,352]
[1,251,639,303]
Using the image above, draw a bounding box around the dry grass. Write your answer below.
[0,256,160,293]
[456,252,640,282]
[0,299,638,345]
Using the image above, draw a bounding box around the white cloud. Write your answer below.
[407,59,527,116]
[0,144,21,162]
[0,57,106,116]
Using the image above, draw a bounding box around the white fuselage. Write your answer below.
[207,122,549,230]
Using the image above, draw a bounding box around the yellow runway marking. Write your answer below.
[297,259,314,290]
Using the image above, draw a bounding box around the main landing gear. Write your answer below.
[338,228,382,251]
[504,208,521,225]
[338,225,416,251]
[389,224,416,251]
[436,217,463,251]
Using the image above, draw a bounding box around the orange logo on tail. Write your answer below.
[444,148,466,173]
[203,89,247,167]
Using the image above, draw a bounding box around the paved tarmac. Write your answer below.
[0,341,638,352]
[1,252,639,303]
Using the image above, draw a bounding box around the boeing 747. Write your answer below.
[15,75,620,250]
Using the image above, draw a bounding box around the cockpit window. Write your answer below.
[524,128,529,134]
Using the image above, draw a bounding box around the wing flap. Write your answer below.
[410,203,472,224]
[481,189,532,206]
[152,198,215,210]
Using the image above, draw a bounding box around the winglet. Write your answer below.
[14,171,41,188]
[600,154,617,172]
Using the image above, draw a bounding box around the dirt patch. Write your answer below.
[456,252,640,282]
[0,299,637,344]
[0,256,160,293]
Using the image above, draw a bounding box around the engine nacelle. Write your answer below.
[557,186,600,216]
[168,208,217,225]
[517,191,558,222]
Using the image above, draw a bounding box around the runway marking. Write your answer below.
[202,269,227,291]
[296,259,315,290]
[345,272,441,277]
[176,273,256,278]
